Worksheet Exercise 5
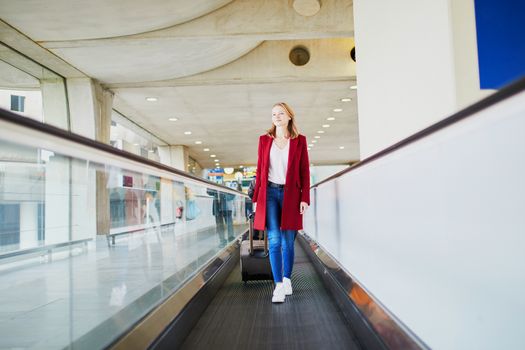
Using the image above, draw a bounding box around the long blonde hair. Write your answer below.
[267,102,299,139]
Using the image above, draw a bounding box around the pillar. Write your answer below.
[353,0,493,158]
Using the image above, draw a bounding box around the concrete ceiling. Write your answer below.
[0,0,358,169]
[0,0,233,40]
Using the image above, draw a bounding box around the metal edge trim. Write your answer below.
[107,238,241,350]
[298,232,430,350]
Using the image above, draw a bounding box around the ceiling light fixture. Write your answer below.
[168,118,178,121]
[312,140,317,143]
[317,130,325,134]
[314,135,321,139]
[341,98,352,102]
[145,97,158,102]
[339,146,345,149]
[327,117,335,121]
[322,124,330,128]
[214,159,219,162]
[195,141,202,144]
[350,85,357,90]
[333,108,343,112]
[210,154,216,158]
[203,148,210,152]
[184,131,192,135]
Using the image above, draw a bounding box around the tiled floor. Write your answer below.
[0,223,248,350]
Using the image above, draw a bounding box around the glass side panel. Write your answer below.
[0,136,249,349]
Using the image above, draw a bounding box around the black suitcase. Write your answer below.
[240,213,273,282]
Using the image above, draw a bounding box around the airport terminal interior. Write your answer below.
[0,0,524,349]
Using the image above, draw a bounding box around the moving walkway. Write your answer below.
[0,77,524,349]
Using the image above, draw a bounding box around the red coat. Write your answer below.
[252,134,310,230]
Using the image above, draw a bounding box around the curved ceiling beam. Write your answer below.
[0,0,232,41]
[48,38,262,84]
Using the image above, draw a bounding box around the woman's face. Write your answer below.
[272,105,290,127]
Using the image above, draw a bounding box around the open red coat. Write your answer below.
[252,134,310,230]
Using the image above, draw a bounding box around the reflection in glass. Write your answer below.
[0,136,248,349]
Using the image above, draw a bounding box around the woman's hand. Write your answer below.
[300,201,309,214]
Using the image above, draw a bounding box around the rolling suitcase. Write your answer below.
[240,213,273,282]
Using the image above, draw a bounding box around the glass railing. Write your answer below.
[0,108,250,349]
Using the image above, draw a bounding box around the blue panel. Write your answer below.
[474,0,525,89]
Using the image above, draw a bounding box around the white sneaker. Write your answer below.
[272,283,285,303]
[283,277,293,296]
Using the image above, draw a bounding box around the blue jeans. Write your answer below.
[266,186,297,283]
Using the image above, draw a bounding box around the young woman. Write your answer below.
[252,102,310,303]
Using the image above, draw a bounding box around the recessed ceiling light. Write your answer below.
[333,108,343,112]
[317,130,325,134]
[350,85,357,90]
[214,159,219,162]
[203,148,210,152]
[133,143,140,146]
[184,131,192,135]
[308,144,313,147]
[195,141,202,144]
[145,97,158,102]
[312,140,317,143]
[168,118,178,121]
[339,146,345,149]
[210,154,216,158]
[314,135,321,139]
[341,98,352,102]
[322,124,330,128]
[239,165,244,168]
[327,117,335,121]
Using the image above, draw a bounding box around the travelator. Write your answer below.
[0,77,524,350]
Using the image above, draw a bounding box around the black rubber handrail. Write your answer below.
[313,75,525,188]
[0,107,247,197]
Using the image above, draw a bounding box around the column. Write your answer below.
[353,0,493,158]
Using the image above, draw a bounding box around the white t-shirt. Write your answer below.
[268,140,289,185]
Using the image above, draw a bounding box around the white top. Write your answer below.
[268,139,289,185]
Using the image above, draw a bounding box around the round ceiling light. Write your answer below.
[292,0,321,17]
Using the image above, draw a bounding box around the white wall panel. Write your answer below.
[309,90,525,349]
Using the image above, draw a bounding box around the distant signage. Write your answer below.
[208,168,224,176]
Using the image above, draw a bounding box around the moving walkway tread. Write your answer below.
[179,242,361,350]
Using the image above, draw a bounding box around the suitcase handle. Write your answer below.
[248,213,268,256]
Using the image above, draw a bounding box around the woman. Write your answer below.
[252,102,310,303]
